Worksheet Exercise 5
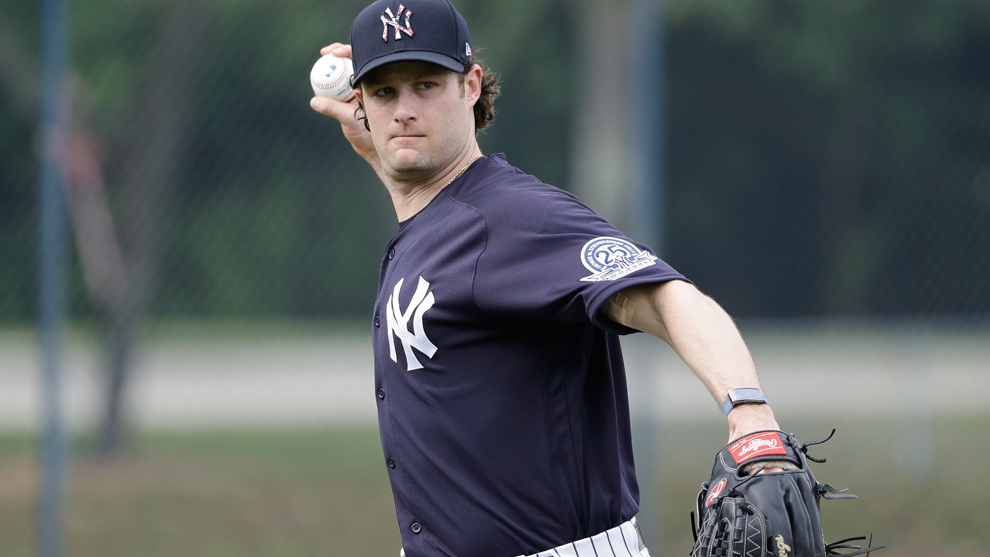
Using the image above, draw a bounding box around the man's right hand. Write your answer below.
[310,43,382,177]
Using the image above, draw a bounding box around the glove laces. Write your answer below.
[826,533,885,556]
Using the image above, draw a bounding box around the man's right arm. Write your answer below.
[603,280,780,444]
[309,43,387,183]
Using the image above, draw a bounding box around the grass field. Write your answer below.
[1,415,988,556]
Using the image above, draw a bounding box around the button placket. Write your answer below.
[375,232,411,512]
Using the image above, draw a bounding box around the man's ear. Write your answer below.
[464,64,482,107]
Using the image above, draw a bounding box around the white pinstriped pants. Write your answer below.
[399,517,651,557]
[517,517,652,557]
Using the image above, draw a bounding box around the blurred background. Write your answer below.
[2,0,989,555]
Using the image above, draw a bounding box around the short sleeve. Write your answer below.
[471,181,687,334]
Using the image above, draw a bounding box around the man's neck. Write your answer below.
[385,144,484,222]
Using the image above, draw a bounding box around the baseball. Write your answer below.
[310,53,355,102]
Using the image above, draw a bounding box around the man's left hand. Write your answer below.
[726,403,786,474]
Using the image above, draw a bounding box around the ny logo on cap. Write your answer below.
[381,5,414,41]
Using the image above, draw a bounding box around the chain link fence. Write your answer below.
[666,1,990,318]
[3,1,987,327]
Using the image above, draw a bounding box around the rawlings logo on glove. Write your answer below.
[728,431,787,464]
[704,478,726,507]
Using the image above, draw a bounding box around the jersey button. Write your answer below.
[387,457,396,469]
[374,316,380,327]
[410,522,422,534]
[378,388,385,400]
[388,248,395,260]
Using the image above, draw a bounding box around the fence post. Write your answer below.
[37,0,70,554]
[627,0,665,545]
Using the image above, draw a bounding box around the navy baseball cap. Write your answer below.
[350,0,473,85]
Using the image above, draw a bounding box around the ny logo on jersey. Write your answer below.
[381,5,414,42]
[386,276,437,371]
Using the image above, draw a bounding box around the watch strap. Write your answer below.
[721,388,769,417]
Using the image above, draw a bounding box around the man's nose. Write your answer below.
[393,89,417,123]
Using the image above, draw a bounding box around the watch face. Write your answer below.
[728,388,765,404]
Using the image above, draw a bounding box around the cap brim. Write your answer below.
[352,51,466,85]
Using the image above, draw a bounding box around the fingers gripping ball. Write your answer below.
[310,54,355,102]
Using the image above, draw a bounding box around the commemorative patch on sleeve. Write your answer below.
[728,431,787,465]
[579,237,658,282]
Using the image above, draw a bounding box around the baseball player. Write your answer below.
[310,1,781,555]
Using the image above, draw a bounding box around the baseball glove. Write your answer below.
[690,429,884,557]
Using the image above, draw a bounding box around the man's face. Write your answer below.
[359,61,477,183]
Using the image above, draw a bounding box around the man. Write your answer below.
[310,1,780,555]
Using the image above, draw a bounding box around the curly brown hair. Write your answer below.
[353,58,501,133]
[464,59,500,131]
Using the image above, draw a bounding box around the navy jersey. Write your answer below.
[371,154,686,557]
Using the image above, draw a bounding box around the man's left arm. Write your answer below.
[603,279,779,442]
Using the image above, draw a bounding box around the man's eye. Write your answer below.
[373,87,394,97]
[418,82,435,89]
